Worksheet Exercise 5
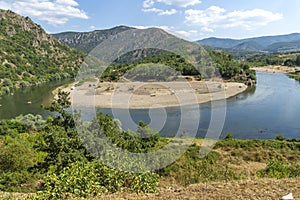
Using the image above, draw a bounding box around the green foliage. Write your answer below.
[0,139,35,172]
[224,133,234,140]
[12,114,45,132]
[100,49,255,83]
[0,114,45,136]
[35,124,89,173]
[87,112,161,154]
[0,136,42,192]
[208,51,256,82]
[42,90,75,131]
[289,70,300,81]
[257,159,300,179]
[159,145,241,186]
[31,161,159,199]
[0,10,85,95]
[124,63,178,81]
[100,50,200,81]
[215,139,300,163]
[246,51,300,67]
[276,134,285,141]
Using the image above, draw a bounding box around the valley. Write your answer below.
[0,7,299,200]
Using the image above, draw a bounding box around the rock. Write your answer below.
[282,193,293,200]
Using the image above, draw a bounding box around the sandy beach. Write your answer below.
[251,66,300,74]
[61,79,248,109]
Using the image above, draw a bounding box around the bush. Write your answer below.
[257,159,300,179]
[276,134,285,141]
[31,161,159,199]
[0,139,38,192]
[224,133,234,140]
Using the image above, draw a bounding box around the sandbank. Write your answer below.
[251,66,300,74]
[60,80,248,109]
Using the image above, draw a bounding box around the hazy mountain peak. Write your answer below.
[197,33,300,53]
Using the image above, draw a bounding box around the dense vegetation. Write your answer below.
[246,51,300,67]
[208,51,256,83]
[245,51,300,82]
[100,49,256,84]
[0,91,298,199]
[0,10,85,95]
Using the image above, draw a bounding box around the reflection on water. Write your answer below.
[0,80,70,119]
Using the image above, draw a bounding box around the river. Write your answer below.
[1,72,300,139]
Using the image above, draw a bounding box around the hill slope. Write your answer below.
[55,27,256,84]
[0,9,85,95]
[53,26,134,53]
[198,33,300,53]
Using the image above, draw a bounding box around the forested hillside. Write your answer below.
[246,51,300,67]
[100,49,256,85]
[0,9,85,95]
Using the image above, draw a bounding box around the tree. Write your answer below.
[38,90,91,171]
[43,90,75,131]
[295,55,300,66]
[0,139,35,172]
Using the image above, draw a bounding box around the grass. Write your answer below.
[158,138,300,186]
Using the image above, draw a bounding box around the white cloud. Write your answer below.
[55,0,78,6]
[143,0,155,8]
[185,6,283,31]
[133,25,200,40]
[201,27,214,33]
[143,8,177,15]
[157,0,201,7]
[0,0,88,25]
[173,30,199,39]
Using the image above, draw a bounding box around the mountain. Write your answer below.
[197,33,300,53]
[231,41,264,52]
[197,37,241,49]
[0,9,85,95]
[265,40,300,52]
[53,26,134,53]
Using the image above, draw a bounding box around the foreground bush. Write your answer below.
[257,159,300,179]
[29,161,159,199]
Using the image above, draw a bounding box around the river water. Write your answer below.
[1,72,300,139]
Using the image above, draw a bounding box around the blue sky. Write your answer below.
[0,0,299,40]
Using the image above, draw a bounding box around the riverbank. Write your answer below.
[60,80,248,109]
[251,66,300,74]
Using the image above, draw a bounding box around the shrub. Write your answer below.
[31,161,159,199]
[257,159,300,179]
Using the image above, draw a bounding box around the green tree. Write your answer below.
[43,90,75,131]
[0,139,35,172]
[295,55,300,66]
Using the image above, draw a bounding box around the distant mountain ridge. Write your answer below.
[53,26,135,53]
[197,33,300,53]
